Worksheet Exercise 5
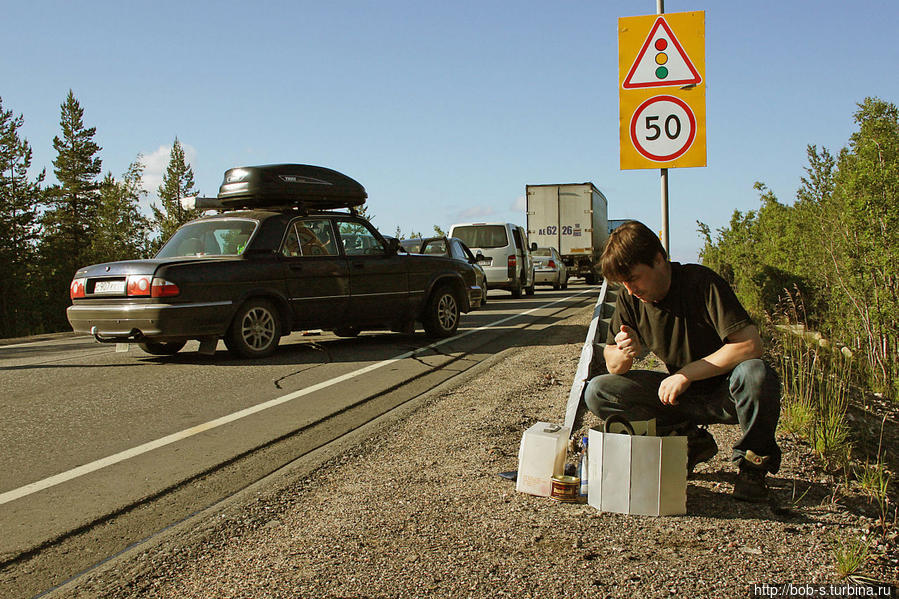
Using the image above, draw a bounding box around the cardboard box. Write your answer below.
[516,422,571,497]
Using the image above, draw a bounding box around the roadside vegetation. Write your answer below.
[0,91,197,337]
[698,97,899,403]
[698,97,898,578]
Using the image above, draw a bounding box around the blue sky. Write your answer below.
[3,0,897,261]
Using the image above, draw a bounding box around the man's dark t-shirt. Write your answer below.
[606,262,752,391]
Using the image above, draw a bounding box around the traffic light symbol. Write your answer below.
[622,17,701,89]
[654,38,669,80]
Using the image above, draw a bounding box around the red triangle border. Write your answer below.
[622,16,702,89]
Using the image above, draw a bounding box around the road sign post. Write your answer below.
[618,7,705,253]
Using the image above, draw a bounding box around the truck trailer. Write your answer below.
[525,183,609,284]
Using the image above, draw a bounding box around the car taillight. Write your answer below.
[548,260,556,269]
[151,278,180,298]
[507,255,517,277]
[127,275,152,296]
[70,278,86,299]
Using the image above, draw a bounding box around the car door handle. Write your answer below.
[352,261,365,269]
[289,263,304,271]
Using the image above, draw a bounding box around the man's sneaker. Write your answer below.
[733,451,770,503]
[686,426,718,473]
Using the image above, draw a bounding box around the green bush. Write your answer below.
[699,97,899,401]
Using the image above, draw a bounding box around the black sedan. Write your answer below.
[67,165,486,359]
[411,237,489,300]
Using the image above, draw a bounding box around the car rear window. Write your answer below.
[421,240,447,255]
[157,219,258,258]
[399,239,422,253]
[452,225,508,249]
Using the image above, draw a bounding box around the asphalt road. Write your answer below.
[0,283,599,599]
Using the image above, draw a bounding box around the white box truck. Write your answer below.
[526,183,609,284]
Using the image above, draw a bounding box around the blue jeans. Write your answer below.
[584,359,782,473]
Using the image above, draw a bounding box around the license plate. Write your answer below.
[93,279,125,294]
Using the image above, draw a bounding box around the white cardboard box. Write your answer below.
[516,422,571,497]
[587,428,687,516]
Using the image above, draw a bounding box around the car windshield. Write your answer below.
[452,225,508,249]
[157,219,258,258]
[533,248,552,257]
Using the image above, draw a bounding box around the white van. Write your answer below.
[449,222,535,297]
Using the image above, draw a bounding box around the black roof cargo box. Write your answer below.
[217,164,367,209]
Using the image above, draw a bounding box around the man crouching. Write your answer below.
[585,220,782,502]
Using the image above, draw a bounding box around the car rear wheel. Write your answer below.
[138,340,187,355]
[423,284,460,338]
[225,299,280,359]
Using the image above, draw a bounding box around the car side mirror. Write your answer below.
[530,242,537,252]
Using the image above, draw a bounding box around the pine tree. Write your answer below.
[39,90,103,331]
[0,96,45,337]
[42,91,102,267]
[92,158,152,263]
[150,138,199,250]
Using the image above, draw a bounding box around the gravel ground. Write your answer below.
[56,305,897,598]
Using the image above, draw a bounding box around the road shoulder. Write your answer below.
[53,306,898,597]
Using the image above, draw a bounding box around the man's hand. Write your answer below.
[658,372,691,405]
[613,325,641,359]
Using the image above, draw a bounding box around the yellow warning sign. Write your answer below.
[623,17,701,89]
[619,11,706,170]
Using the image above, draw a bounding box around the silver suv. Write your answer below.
[449,222,535,297]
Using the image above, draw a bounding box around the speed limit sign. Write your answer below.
[629,95,696,161]
[618,11,705,169]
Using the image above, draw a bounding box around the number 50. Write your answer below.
[644,115,682,141]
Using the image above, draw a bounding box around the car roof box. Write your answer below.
[217,164,367,209]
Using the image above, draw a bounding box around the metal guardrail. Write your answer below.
[563,279,616,434]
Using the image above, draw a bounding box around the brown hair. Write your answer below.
[600,220,667,282]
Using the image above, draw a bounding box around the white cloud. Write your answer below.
[511,195,526,212]
[141,145,171,199]
[137,143,199,216]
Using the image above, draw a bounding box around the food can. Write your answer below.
[550,475,581,503]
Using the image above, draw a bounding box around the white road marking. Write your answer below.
[0,336,93,350]
[0,289,596,506]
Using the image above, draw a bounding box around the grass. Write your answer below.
[772,322,853,469]
[833,536,870,579]
[779,393,814,436]
[810,368,852,467]
[856,460,892,509]
[853,417,893,529]
[770,289,895,579]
